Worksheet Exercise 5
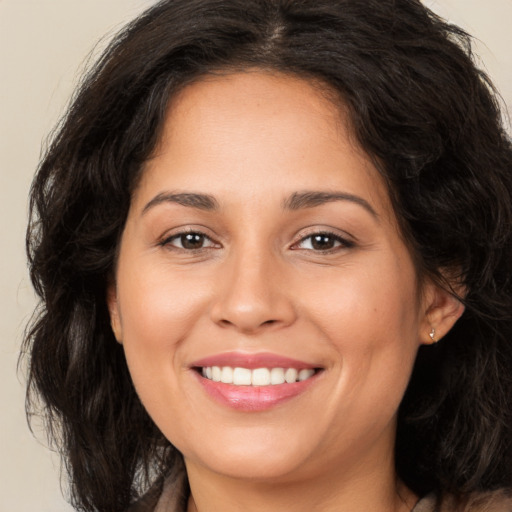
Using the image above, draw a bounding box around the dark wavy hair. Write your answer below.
[23,0,512,511]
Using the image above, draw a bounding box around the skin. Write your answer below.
[108,71,464,512]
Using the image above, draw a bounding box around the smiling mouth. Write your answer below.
[197,366,320,386]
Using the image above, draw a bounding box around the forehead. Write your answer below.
[159,70,350,158]
[134,70,392,222]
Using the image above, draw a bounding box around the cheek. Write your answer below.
[298,256,421,407]
[118,260,212,353]
[114,258,213,415]
[116,272,205,448]
[300,255,420,348]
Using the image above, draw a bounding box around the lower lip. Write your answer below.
[194,371,320,412]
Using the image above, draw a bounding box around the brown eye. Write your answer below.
[294,232,353,252]
[162,232,217,250]
[310,234,336,250]
[180,233,206,249]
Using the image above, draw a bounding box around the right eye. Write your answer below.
[161,231,218,251]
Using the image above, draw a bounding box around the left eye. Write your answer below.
[163,232,217,250]
[294,233,351,251]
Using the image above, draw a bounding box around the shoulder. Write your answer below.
[440,490,512,512]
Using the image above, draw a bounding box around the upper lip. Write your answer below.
[190,352,320,370]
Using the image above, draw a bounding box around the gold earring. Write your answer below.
[429,327,438,343]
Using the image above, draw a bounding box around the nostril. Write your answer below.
[217,318,278,330]
[218,319,234,328]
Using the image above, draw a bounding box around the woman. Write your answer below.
[23,1,512,511]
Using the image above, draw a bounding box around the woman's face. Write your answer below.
[109,71,435,484]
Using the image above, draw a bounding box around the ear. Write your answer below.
[420,280,465,345]
[106,281,123,344]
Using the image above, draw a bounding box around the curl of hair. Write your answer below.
[23,0,512,510]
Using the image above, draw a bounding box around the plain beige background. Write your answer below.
[1,1,510,511]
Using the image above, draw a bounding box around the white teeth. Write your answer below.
[298,369,315,381]
[270,367,285,385]
[201,366,316,386]
[252,368,270,386]
[233,367,252,386]
[212,366,221,382]
[284,368,298,383]
[220,366,233,384]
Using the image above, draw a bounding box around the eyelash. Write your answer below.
[159,229,354,254]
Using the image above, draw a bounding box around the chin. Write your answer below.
[181,428,316,482]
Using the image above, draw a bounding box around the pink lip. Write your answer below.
[190,352,318,370]
[193,372,320,412]
[190,352,322,412]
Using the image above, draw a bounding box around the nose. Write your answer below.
[210,249,297,334]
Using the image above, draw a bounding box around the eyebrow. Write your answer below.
[283,191,378,218]
[142,189,378,219]
[142,192,219,215]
